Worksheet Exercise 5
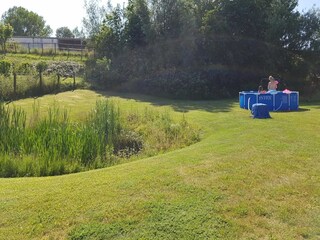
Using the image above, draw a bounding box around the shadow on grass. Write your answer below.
[272,107,311,113]
[96,90,237,113]
[297,108,311,112]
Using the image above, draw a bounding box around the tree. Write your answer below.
[125,0,152,48]
[83,0,106,37]
[266,0,300,50]
[0,23,13,52]
[151,0,188,38]
[36,61,48,90]
[94,4,125,58]
[72,27,85,38]
[200,0,271,67]
[296,8,320,51]
[87,0,320,99]
[1,6,52,37]
[56,27,75,38]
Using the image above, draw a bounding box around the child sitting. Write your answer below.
[258,85,266,94]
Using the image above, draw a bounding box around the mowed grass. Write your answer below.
[0,90,319,239]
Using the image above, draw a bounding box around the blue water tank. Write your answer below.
[239,91,257,109]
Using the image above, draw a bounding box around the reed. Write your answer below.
[0,100,121,177]
[0,100,199,177]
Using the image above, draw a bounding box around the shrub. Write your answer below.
[48,61,84,77]
[36,61,48,73]
[114,130,144,158]
[85,57,111,84]
[0,60,11,76]
[131,67,260,100]
[15,62,34,75]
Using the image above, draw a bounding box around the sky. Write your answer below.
[0,0,319,37]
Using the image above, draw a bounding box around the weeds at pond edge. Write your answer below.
[0,100,199,177]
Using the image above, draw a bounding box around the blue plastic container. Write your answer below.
[251,103,271,118]
[239,91,299,111]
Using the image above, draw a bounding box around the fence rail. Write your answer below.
[4,41,94,59]
[8,41,85,51]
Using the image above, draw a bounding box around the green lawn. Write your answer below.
[0,90,319,239]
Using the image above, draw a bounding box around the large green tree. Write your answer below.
[83,0,106,37]
[56,27,75,38]
[201,0,273,66]
[0,23,13,52]
[266,0,300,50]
[151,0,191,38]
[94,4,124,58]
[1,6,52,37]
[125,0,151,48]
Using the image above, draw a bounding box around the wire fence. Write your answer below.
[5,41,93,59]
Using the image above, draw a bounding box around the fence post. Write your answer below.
[57,74,60,92]
[28,43,30,54]
[13,73,17,98]
[39,70,43,91]
[73,72,76,91]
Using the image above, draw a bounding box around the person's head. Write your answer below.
[258,85,263,91]
[269,76,275,82]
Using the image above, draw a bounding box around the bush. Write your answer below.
[48,61,84,77]
[36,61,48,73]
[85,57,111,85]
[114,130,143,158]
[0,60,11,76]
[15,62,34,75]
[131,67,261,100]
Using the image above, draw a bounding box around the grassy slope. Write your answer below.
[3,53,85,63]
[0,90,319,239]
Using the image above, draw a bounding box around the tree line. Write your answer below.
[85,0,320,99]
[0,6,84,39]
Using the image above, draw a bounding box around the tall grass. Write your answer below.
[0,100,199,177]
[0,102,26,154]
[0,100,121,177]
[123,108,200,156]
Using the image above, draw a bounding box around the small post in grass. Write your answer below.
[57,73,60,92]
[13,72,17,98]
[73,71,76,91]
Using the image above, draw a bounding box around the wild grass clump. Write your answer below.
[123,108,200,157]
[0,100,199,177]
[0,100,121,177]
